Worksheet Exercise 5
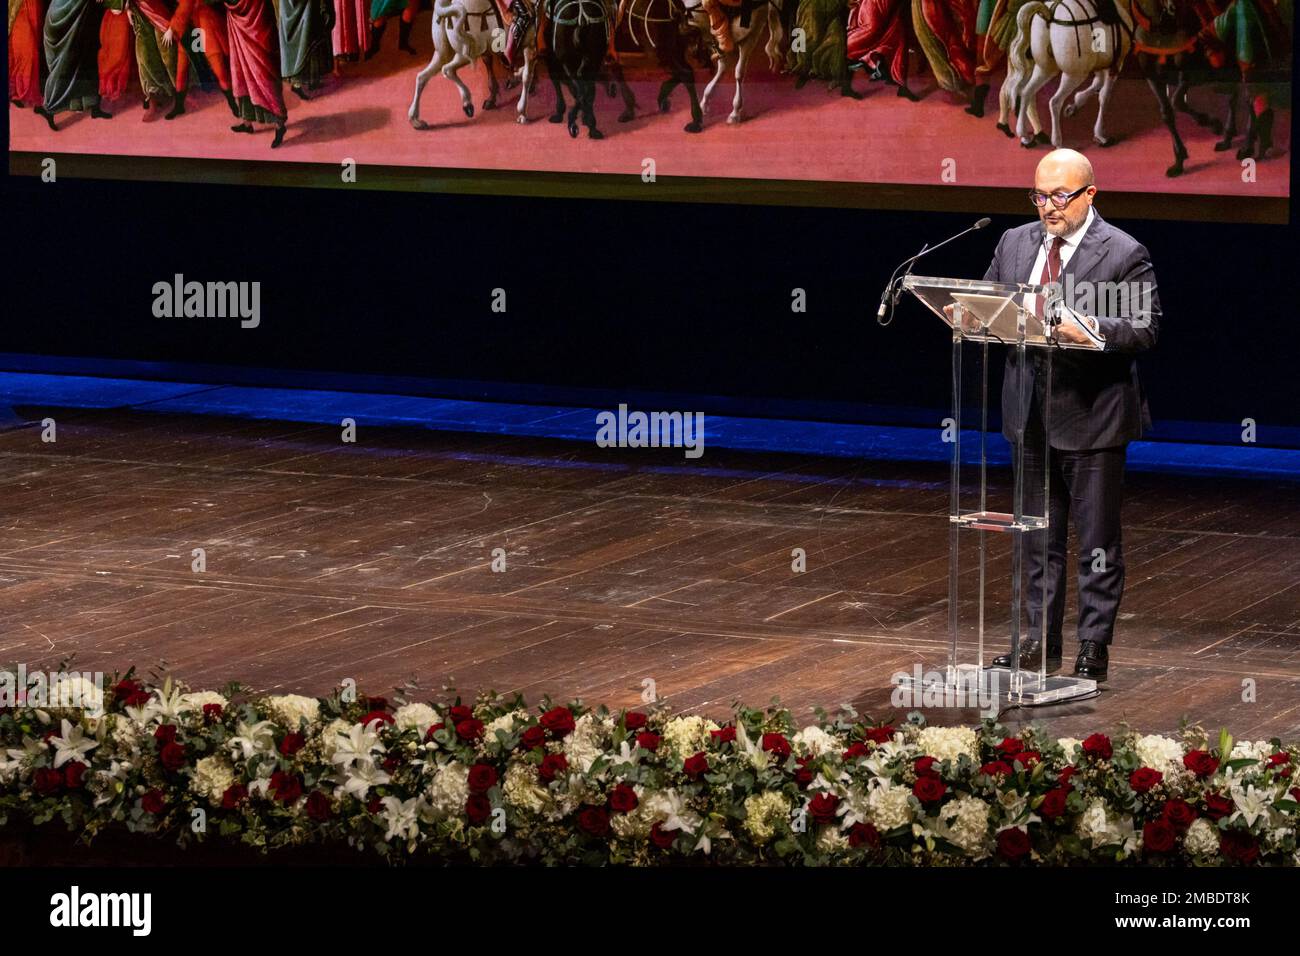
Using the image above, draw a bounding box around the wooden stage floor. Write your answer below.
[2,407,1298,739]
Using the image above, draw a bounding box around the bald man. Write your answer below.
[980,149,1160,681]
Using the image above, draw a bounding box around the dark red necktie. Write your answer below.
[1035,236,1065,319]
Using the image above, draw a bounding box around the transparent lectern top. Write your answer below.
[902,275,1057,346]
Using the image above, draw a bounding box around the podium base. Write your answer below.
[894,663,1097,709]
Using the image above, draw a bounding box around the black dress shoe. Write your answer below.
[1073,640,1109,681]
[991,639,1062,671]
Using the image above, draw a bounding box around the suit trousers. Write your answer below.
[1018,405,1128,648]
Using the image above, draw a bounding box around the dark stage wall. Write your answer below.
[2,174,1296,441]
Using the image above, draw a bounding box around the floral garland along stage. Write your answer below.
[1,671,1298,866]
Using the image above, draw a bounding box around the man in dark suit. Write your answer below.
[980,149,1160,681]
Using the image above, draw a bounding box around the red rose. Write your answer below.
[635,731,661,752]
[382,756,400,773]
[269,770,303,803]
[468,763,499,793]
[980,761,1013,777]
[202,703,223,723]
[577,805,610,838]
[449,705,473,723]
[1130,767,1164,793]
[424,722,446,742]
[683,753,709,778]
[761,733,791,758]
[456,718,485,741]
[863,726,895,744]
[366,796,382,814]
[154,724,178,746]
[159,741,187,772]
[279,732,306,757]
[1291,787,1300,804]
[1040,786,1070,820]
[1266,752,1290,767]
[539,753,568,783]
[1184,750,1219,778]
[519,725,546,750]
[1082,733,1113,761]
[913,775,946,803]
[1162,799,1197,831]
[843,743,868,761]
[849,822,881,849]
[305,791,332,822]
[996,737,1024,757]
[1013,750,1040,769]
[360,710,394,729]
[114,679,150,709]
[466,794,492,825]
[996,827,1032,861]
[540,706,575,738]
[914,756,938,777]
[1219,830,1259,865]
[794,757,814,788]
[364,696,389,712]
[809,792,840,825]
[141,789,167,815]
[1203,793,1233,821]
[609,784,639,813]
[623,712,648,731]
[1143,818,1176,854]
[33,767,62,796]
[221,784,248,809]
[1058,765,1077,785]
[710,725,736,744]
[649,822,676,849]
[63,761,88,789]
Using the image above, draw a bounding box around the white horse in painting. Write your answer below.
[681,0,786,126]
[1002,0,1133,149]
[409,0,505,129]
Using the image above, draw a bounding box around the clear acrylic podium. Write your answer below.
[897,275,1098,707]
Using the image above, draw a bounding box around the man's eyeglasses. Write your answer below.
[1029,185,1091,209]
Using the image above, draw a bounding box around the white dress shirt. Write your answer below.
[1028,205,1094,284]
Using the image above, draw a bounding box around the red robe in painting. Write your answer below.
[97,6,134,101]
[846,0,912,86]
[9,0,45,106]
[332,0,369,58]
[170,0,231,90]
[226,0,286,123]
[916,0,977,91]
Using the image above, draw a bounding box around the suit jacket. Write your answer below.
[982,211,1160,450]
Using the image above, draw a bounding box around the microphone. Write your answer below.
[877,218,992,325]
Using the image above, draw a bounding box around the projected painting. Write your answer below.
[8,0,1292,200]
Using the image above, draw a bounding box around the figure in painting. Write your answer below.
[280,0,335,99]
[225,0,288,145]
[9,0,46,109]
[36,0,113,127]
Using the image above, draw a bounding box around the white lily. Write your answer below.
[227,719,276,761]
[339,759,391,801]
[381,795,423,842]
[331,722,386,770]
[1231,783,1275,828]
[50,719,98,768]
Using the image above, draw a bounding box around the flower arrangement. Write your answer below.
[2,669,1297,866]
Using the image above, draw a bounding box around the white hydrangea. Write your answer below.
[424,761,469,819]
[866,782,913,831]
[46,674,106,716]
[742,791,792,845]
[916,726,978,764]
[393,703,440,736]
[502,763,548,813]
[662,715,720,760]
[816,827,850,855]
[483,709,528,741]
[1184,817,1220,857]
[1076,798,1138,855]
[1229,739,1273,764]
[793,725,840,757]
[1056,738,1082,764]
[316,718,352,763]
[190,755,236,801]
[178,691,229,713]
[1133,734,1184,775]
[263,694,320,728]
[940,794,991,857]
[563,714,607,773]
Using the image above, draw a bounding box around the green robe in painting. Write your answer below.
[370,0,404,20]
[279,0,335,87]
[130,1,183,101]
[41,0,101,113]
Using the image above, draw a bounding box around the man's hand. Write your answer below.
[943,303,982,334]
[162,27,176,47]
[1052,319,1091,345]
